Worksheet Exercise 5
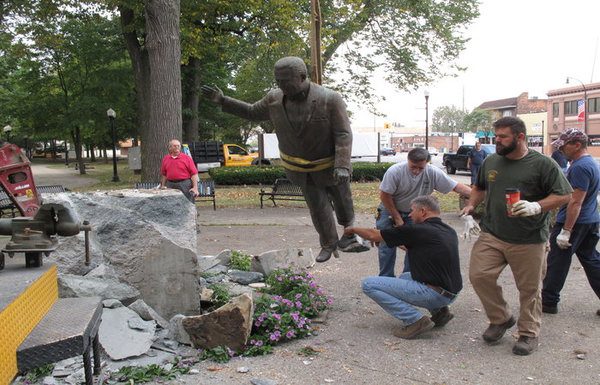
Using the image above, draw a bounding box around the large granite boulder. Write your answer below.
[44,190,201,319]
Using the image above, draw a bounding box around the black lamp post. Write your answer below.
[106,108,120,182]
[424,91,430,150]
[3,125,12,142]
[566,76,588,134]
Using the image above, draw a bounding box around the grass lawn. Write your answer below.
[45,161,462,214]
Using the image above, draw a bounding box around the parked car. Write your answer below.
[380,147,396,156]
[442,144,495,174]
[428,147,439,156]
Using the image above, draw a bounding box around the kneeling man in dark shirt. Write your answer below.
[344,195,462,339]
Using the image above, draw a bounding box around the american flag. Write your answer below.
[577,99,585,122]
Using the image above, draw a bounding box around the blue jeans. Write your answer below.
[542,222,600,306]
[470,164,481,185]
[362,272,455,325]
[376,205,412,276]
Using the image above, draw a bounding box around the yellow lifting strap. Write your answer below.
[280,151,334,172]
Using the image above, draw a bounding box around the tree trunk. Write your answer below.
[182,57,200,143]
[103,148,108,163]
[120,7,152,177]
[142,0,182,182]
[90,144,96,162]
[71,128,86,175]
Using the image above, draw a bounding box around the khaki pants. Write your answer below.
[469,232,547,337]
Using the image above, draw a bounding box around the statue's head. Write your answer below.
[274,56,309,96]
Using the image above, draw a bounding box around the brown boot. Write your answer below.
[482,316,516,343]
[512,336,539,355]
[431,306,454,327]
[392,316,434,339]
[316,248,338,263]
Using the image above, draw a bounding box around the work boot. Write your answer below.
[431,306,454,327]
[542,304,558,314]
[482,316,516,343]
[316,248,339,263]
[512,336,539,356]
[337,234,370,253]
[392,316,434,339]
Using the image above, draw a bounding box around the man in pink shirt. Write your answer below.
[160,139,199,203]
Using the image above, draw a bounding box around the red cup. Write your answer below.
[505,188,520,216]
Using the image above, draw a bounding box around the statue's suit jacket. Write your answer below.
[221,82,352,187]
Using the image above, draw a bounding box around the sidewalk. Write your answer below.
[193,206,600,385]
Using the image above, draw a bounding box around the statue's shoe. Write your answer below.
[316,248,339,262]
[337,234,370,253]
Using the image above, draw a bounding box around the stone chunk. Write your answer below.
[99,307,156,360]
[59,274,140,305]
[128,299,169,329]
[182,293,254,352]
[228,270,264,285]
[256,248,315,276]
[168,314,192,345]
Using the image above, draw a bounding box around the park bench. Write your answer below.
[0,185,69,218]
[135,179,216,210]
[259,178,305,208]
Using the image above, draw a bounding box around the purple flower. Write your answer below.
[269,331,281,341]
[254,340,263,347]
[295,293,303,300]
[276,276,283,282]
[291,312,300,322]
[286,330,296,339]
[295,301,303,309]
[316,288,324,295]
[309,282,317,288]
[273,313,281,320]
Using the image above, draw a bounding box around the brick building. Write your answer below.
[546,82,600,157]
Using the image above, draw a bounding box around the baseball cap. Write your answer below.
[551,128,588,149]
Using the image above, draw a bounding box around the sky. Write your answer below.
[349,0,600,130]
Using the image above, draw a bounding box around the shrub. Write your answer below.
[229,250,252,271]
[207,284,230,309]
[209,162,394,185]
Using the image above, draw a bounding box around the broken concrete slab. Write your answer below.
[85,264,117,279]
[99,307,156,360]
[255,248,315,276]
[103,348,176,372]
[44,191,201,319]
[102,299,123,309]
[58,274,140,305]
[128,299,169,329]
[182,293,254,352]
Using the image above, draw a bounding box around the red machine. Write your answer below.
[0,143,41,217]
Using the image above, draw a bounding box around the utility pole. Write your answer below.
[310,0,322,84]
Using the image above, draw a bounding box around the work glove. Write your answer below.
[511,200,541,217]
[556,228,572,249]
[333,167,350,184]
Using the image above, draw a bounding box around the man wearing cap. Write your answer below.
[201,56,368,262]
[461,117,572,356]
[542,128,600,315]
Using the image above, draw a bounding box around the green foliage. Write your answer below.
[25,364,54,382]
[199,346,234,363]
[463,109,494,133]
[209,163,393,185]
[112,360,190,383]
[432,106,468,133]
[207,284,231,309]
[229,250,252,271]
[209,166,287,185]
[351,162,394,181]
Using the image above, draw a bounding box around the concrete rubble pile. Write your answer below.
[17,190,317,383]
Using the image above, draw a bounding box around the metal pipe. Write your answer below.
[83,220,91,266]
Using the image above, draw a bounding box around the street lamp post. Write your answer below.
[106,109,120,182]
[566,76,588,134]
[424,90,430,150]
[3,125,12,142]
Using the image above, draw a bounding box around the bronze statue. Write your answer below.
[201,56,368,262]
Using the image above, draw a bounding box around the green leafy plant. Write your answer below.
[199,346,234,363]
[207,283,230,309]
[229,250,252,271]
[24,364,54,382]
[112,359,190,383]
